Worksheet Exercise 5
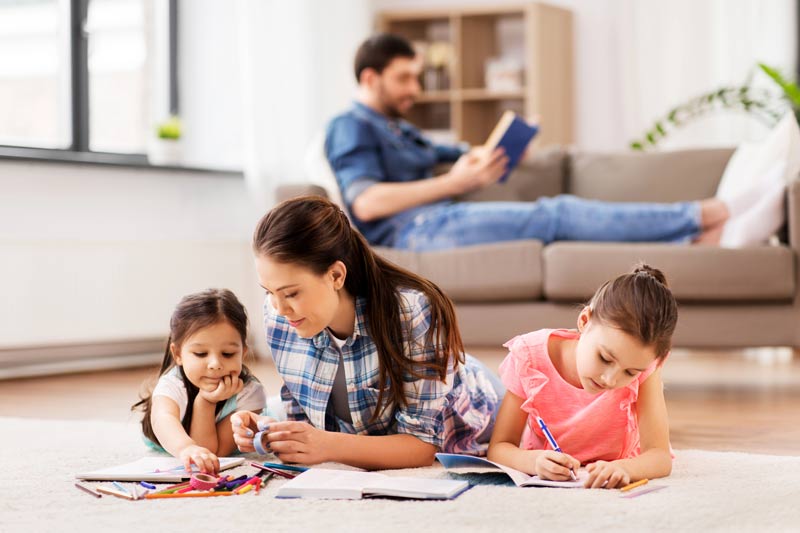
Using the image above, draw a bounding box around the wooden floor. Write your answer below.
[1,347,799,456]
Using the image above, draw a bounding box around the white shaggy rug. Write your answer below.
[1,417,798,533]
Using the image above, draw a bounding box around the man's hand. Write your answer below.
[446,147,509,195]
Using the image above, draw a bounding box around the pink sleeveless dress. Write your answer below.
[498,328,668,464]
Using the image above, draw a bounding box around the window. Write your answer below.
[0,0,69,149]
[0,0,177,161]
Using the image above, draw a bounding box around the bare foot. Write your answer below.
[699,198,730,229]
[693,223,724,245]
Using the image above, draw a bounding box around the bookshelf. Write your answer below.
[378,3,573,147]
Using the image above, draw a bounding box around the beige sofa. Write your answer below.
[279,147,800,348]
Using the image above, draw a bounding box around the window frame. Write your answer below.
[0,0,181,168]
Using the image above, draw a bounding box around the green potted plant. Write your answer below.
[631,63,800,150]
[148,115,183,165]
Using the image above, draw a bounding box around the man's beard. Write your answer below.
[378,83,412,118]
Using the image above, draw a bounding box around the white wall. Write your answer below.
[0,161,265,351]
[177,0,245,170]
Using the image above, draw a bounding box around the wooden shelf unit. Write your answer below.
[378,3,573,147]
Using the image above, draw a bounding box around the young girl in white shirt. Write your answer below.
[132,288,266,474]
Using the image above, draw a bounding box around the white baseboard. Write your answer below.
[0,338,165,380]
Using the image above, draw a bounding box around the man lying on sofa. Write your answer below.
[325,33,782,251]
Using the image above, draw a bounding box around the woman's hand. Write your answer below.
[198,373,244,404]
[534,450,581,481]
[258,421,333,465]
[231,411,277,453]
[178,444,219,474]
[585,460,631,489]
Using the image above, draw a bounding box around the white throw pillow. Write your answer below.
[716,113,800,247]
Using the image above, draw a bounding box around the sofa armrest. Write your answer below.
[275,184,329,203]
[789,179,800,252]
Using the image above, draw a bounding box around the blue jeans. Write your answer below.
[394,196,702,251]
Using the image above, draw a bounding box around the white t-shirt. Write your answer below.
[152,366,266,421]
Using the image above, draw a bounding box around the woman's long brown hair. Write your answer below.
[131,288,254,446]
[253,196,464,420]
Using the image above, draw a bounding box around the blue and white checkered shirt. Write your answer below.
[264,288,500,454]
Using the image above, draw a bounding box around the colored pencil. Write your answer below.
[235,484,254,495]
[96,486,135,500]
[620,478,649,492]
[258,461,308,473]
[249,462,296,479]
[145,491,233,499]
[74,482,102,498]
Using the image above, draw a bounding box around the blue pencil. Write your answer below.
[259,461,308,473]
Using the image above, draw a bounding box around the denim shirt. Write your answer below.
[324,102,464,246]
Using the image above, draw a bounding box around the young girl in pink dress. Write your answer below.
[488,264,675,489]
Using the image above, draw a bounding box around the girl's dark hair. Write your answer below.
[253,196,463,420]
[132,288,254,446]
[354,33,416,82]
[587,263,678,359]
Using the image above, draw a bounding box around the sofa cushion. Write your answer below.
[376,240,544,302]
[543,243,795,302]
[569,148,734,202]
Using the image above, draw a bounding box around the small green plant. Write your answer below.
[156,116,181,140]
[631,63,800,150]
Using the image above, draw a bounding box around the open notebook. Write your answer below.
[276,468,470,500]
[436,453,586,488]
[75,456,245,483]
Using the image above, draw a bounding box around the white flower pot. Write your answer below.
[147,138,183,166]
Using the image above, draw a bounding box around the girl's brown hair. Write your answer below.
[131,288,255,446]
[587,263,677,359]
[252,196,463,420]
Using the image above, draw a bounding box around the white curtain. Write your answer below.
[612,0,797,150]
[235,0,371,209]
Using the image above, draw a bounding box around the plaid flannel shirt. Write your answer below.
[264,288,500,454]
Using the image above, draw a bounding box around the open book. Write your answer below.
[436,453,586,488]
[75,456,245,483]
[483,110,539,183]
[275,468,469,500]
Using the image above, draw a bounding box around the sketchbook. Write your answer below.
[275,468,470,500]
[436,453,586,488]
[75,456,245,483]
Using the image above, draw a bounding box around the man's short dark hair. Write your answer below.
[354,33,416,82]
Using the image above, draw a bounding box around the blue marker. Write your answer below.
[536,416,577,481]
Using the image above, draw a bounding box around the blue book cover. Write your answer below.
[484,111,539,183]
